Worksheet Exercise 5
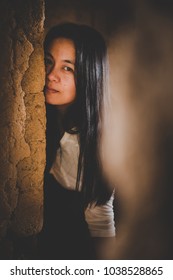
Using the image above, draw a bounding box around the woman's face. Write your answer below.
[44,38,76,109]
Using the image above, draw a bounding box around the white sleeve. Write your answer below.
[84,193,115,237]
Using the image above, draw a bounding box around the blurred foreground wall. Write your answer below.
[101,0,173,259]
[0,0,46,258]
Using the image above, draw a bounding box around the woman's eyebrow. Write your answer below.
[45,51,75,65]
[62,59,75,65]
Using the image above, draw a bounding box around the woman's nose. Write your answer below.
[46,67,60,82]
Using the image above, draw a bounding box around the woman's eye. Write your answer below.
[63,66,73,72]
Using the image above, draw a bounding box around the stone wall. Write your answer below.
[0,0,46,258]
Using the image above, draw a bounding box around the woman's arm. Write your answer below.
[85,192,116,259]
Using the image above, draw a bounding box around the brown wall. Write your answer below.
[102,1,173,259]
[44,0,134,40]
[0,0,46,258]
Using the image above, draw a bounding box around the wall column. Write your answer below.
[0,0,46,258]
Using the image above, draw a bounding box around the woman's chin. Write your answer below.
[45,95,60,105]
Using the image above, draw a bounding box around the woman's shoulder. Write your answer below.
[60,130,79,146]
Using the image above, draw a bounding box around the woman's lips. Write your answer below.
[45,87,59,93]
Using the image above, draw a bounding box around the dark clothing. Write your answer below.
[38,174,95,259]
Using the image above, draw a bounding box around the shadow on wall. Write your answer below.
[44,0,135,39]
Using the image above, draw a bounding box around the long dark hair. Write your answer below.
[44,22,112,207]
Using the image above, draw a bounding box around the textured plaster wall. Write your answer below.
[0,0,45,247]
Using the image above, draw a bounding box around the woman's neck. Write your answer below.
[56,105,76,134]
[55,107,65,139]
[56,104,68,119]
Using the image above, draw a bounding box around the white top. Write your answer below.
[50,132,115,237]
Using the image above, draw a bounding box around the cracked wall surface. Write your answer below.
[0,0,45,248]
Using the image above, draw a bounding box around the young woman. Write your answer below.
[38,23,115,259]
